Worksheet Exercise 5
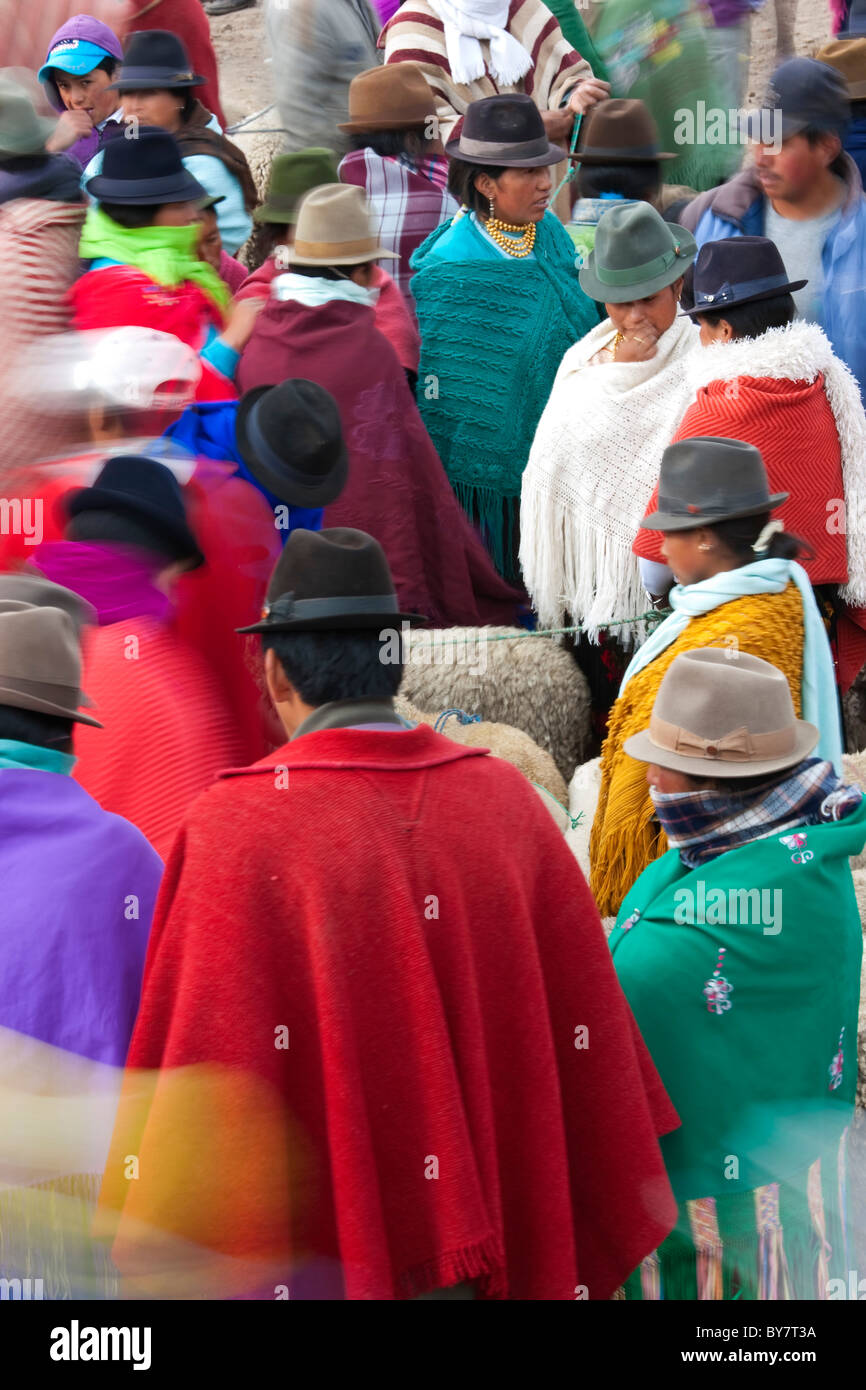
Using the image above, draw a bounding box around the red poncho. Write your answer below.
[97,726,678,1300]
[238,298,521,626]
[68,266,236,404]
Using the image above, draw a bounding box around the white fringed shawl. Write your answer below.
[519,313,699,641]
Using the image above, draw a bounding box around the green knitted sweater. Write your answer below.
[411,211,595,576]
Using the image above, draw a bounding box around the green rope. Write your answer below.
[409,608,670,650]
[550,113,582,207]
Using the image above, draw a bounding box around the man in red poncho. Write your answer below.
[96,526,679,1300]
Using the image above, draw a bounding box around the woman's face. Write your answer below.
[475,166,553,224]
[121,88,186,133]
[54,67,118,127]
[606,282,680,339]
[197,209,222,269]
[152,200,200,227]
[646,764,713,793]
[659,527,722,586]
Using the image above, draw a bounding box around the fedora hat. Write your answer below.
[681,237,806,316]
[624,648,818,778]
[66,455,204,567]
[289,184,398,266]
[571,99,675,165]
[238,528,426,633]
[444,94,566,167]
[109,30,205,91]
[0,574,94,634]
[0,605,102,727]
[339,63,436,134]
[0,78,56,160]
[816,38,866,101]
[578,201,696,303]
[235,380,349,509]
[86,128,205,206]
[641,437,788,532]
[253,148,338,225]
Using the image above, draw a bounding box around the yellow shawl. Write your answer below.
[590,584,805,918]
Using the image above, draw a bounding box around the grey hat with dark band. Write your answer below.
[640,437,788,532]
[444,93,566,167]
[578,200,697,303]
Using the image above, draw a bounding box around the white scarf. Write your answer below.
[428,0,533,87]
[271,272,379,310]
[519,313,699,641]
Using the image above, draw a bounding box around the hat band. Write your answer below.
[0,673,83,707]
[595,243,686,287]
[649,713,796,762]
[656,489,772,519]
[694,272,793,308]
[292,235,380,260]
[457,134,550,161]
[578,141,661,160]
[265,593,400,622]
[245,403,329,488]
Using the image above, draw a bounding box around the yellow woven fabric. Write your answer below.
[590,584,805,917]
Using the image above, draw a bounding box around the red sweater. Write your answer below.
[98,726,678,1300]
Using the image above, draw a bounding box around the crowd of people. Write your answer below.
[2,0,866,1305]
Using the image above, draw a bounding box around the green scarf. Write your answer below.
[0,739,75,775]
[80,207,230,311]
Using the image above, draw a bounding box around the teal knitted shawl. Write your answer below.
[411,212,596,577]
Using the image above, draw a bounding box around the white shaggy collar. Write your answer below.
[686,320,836,391]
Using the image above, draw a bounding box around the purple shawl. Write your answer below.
[0,769,161,1064]
[34,541,173,626]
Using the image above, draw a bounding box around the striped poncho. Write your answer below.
[380,0,593,142]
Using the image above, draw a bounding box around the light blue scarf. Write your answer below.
[0,739,75,775]
[620,558,843,773]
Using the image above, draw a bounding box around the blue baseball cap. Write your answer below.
[38,37,113,84]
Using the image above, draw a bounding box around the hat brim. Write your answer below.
[640,491,789,531]
[0,683,103,728]
[579,228,697,302]
[443,137,567,167]
[237,609,428,634]
[252,203,299,225]
[86,166,207,205]
[234,387,350,509]
[623,719,819,778]
[680,280,808,315]
[39,44,114,82]
[108,71,206,92]
[65,484,204,568]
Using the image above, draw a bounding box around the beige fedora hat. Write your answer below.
[624,648,817,779]
[0,604,102,727]
[289,184,399,268]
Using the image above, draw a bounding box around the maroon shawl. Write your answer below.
[237,298,521,627]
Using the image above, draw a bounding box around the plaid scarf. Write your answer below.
[651,758,863,868]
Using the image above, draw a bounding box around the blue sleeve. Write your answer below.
[200,327,240,380]
[183,153,253,255]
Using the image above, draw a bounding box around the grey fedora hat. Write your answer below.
[579,200,697,303]
[624,648,818,778]
[640,437,788,532]
[0,604,102,727]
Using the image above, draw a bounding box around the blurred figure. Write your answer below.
[818,36,866,187]
[39,12,125,170]
[567,98,671,262]
[0,582,162,1297]
[96,527,679,1300]
[0,78,87,486]
[703,0,754,112]
[265,0,381,157]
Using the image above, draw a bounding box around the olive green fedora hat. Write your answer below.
[253,148,339,226]
[0,77,56,160]
[578,200,697,303]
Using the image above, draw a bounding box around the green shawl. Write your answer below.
[80,207,230,311]
[411,211,596,577]
[610,798,866,1205]
[541,0,610,85]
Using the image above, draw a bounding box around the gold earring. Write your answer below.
[698,542,713,551]
[488,197,495,220]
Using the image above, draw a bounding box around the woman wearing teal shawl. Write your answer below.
[611,647,865,1300]
[412,94,596,580]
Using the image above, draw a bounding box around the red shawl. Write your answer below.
[97,726,678,1299]
[68,266,236,404]
[237,299,521,626]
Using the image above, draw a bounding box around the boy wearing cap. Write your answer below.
[680,57,866,401]
[39,14,125,171]
[96,525,679,1300]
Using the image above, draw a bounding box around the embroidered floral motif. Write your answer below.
[620,908,640,932]
[703,946,733,1015]
[829,1027,845,1091]
[779,832,814,864]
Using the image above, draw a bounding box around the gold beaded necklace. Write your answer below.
[484,214,536,258]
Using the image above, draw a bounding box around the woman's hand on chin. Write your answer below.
[614,327,660,363]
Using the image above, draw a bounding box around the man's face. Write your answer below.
[752,131,840,203]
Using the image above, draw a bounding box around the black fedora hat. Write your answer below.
[681,237,807,317]
[86,128,206,206]
[235,380,349,510]
[640,437,788,532]
[237,528,426,633]
[109,30,206,92]
[445,94,566,167]
[66,455,204,567]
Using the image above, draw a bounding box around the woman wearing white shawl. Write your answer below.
[520,201,699,643]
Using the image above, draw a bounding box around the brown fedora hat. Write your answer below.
[624,648,818,779]
[571,98,675,165]
[339,63,437,134]
[816,38,866,101]
[0,604,102,727]
[289,184,398,267]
